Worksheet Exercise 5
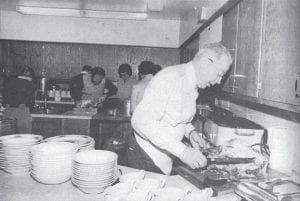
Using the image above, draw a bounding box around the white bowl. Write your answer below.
[76,186,106,194]
[74,150,117,164]
[31,173,70,184]
[31,142,77,155]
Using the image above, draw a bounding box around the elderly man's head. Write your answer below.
[192,43,232,89]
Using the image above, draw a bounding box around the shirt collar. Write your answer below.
[121,76,131,83]
[142,74,154,81]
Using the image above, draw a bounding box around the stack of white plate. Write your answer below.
[72,150,118,194]
[44,135,95,152]
[30,142,78,184]
[0,134,43,175]
[0,118,17,136]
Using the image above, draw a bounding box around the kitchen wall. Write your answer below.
[179,6,221,46]
[217,100,300,175]
[0,40,180,81]
[0,10,180,48]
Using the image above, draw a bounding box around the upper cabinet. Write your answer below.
[198,16,223,48]
[222,0,300,106]
[222,0,263,97]
[260,0,300,106]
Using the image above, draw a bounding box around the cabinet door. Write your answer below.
[32,117,62,139]
[260,0,300,106]
[63,119,90,135]
[234,0,263,97]
[199,16,223,47]
[221,5,239,93]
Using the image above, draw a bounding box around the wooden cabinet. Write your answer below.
[222,5,238,93]
[32,117,99,139]
[222,0,263,97]
[199,17,223,48]
[222,0,300,106]
[32,117,62,138]
[259,0,300,106]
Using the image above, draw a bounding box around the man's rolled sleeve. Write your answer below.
[185,123,195,139]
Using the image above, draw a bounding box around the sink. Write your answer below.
[32,107,64,115]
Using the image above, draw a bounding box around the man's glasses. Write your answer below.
[207,57,224,77]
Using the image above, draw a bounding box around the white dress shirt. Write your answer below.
[131,74,154,113]
[116,76,137,100]
[131,62,198,174]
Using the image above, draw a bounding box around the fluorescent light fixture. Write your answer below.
[16,6,81,17]
[16,5,148,20]
[82,10,147,20]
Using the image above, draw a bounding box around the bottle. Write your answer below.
[54,90,61,102]
[40,70,47,98]
[124,99,131,116]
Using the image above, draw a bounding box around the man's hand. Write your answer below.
[98,95,107,103]
[189,131,207,150]
[179,147,207,169]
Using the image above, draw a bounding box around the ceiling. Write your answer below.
[0,0,227,20]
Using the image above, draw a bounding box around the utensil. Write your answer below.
[207,157,255,164]
[202,146,222,156]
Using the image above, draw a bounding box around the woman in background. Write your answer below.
[2,67,36,133]
[116,63,137,101]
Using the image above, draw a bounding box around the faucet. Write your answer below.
[40,75,48,113]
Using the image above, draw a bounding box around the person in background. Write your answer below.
[153,64,162,75]
[69,65,93,106]
[2,67,36,133]
[116,63,137,101]
[131,61,158,113]
[82,67,117,107]
[129,43,233,175]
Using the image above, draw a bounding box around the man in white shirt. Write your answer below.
[129,43,233,175]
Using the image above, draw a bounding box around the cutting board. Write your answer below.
[174,165,237,196]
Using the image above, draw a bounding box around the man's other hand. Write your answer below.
[179,147,207,169]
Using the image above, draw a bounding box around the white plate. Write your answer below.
[30,142,77,155]
[0,134,43,144]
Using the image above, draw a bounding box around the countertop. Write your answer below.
[31,111,131,122]
[0,166,241,201]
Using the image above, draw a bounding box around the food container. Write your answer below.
[203,115,264,146]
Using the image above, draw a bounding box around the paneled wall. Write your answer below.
[0,40,180,81]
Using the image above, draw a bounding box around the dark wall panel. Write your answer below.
[0,40,180,81]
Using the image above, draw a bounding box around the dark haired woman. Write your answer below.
[116,63,137,101]
[2,67,36,133]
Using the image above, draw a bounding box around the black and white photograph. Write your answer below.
[0,0,299,200]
